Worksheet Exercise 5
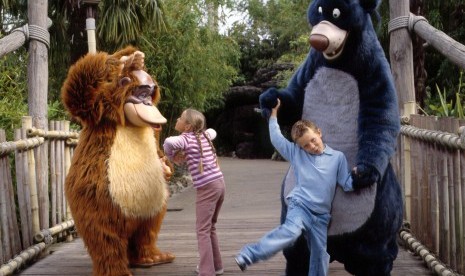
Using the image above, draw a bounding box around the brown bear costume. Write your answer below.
[61,46,175,276]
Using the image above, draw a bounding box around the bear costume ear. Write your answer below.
[359,0,381,13]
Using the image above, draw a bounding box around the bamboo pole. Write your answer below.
[450,118,463,270]
[0,243,46,276]
[21,128,34,245]
[57,121,64,224]
[14,130,32,249]
[27,128,79,139]
[445,118,456,269]
[461,140,465,274]
[33,220,74,244]
[410,117,419,233]
[63,122,73,228]
[22,117,40,236]
[439,138,450,265]
[5,143,21,257]
[428,117,440,254]
[0,138,44,156]
[0,130,7,263]
[49,121,57,226]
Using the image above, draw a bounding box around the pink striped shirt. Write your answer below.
[163,129,223,188]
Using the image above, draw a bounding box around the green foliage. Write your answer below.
[141,0,240,137]
[0,50,28,140]
[229,0,309,82]
[98,0,166,52]
[422,70,465,118]
[275,34,309,88]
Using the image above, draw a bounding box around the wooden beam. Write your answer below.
[27,0,50,230]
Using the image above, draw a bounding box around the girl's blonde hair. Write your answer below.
[184,109,218,173]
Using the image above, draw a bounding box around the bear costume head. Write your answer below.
[259,0,403,275]
[62,46,174,276]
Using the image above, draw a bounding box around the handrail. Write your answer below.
[400,125,465,150]
[399,230,457,276]
[0,137,44,156]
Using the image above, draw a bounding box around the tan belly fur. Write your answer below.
[108,126,167,218]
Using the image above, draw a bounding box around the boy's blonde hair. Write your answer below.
[184,108,218,173]
[291,120,319,142]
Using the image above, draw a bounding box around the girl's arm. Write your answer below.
[163,135,187,160]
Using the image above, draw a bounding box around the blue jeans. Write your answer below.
[238,198,331,276]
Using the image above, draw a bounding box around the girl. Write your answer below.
[163,109,225,276]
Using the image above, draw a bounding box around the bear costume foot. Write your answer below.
[129,251,175,267]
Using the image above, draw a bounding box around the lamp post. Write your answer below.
[83,0,100,53]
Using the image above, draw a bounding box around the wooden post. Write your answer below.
[389,0,416,223]
[28,0,50,230]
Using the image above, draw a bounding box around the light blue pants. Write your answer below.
[238,198,331,276]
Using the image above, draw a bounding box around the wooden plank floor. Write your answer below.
[18,158,435,276]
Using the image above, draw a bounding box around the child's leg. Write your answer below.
[306,213,331,276]
[237,200,304,265]
[209,179,225,271]
[196,180,225,276]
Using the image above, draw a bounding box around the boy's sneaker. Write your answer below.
[195,265,224,275]
[235,256,247,272]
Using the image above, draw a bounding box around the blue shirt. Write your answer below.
[269,117,353,214]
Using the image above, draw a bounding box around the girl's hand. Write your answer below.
[160,156,173,181]
[172,151,186,165]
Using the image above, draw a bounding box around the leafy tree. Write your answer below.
[141,0,240,137]
[229,0,309,82]
[0,49,28,140]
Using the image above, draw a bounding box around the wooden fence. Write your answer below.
[395,114,465,275]
[0,117,78,275]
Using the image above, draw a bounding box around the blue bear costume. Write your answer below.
[259,0,403,275]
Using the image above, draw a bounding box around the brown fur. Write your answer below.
[62,47,173,276]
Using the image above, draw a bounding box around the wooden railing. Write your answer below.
[0,117,78,275]
[395,114,465,275]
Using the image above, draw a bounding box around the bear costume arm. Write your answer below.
[259,51,320,125]
[354,39,400,177]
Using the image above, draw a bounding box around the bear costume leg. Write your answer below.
[128,204,175,267]
[75,212,133,276]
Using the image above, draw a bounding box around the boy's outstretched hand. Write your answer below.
[271,99,281,118]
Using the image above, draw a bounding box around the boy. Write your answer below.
[235,99,354,276]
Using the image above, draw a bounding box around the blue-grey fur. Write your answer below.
[259,0,403,275]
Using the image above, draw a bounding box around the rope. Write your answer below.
[29,24,50,48]
[401,125,465,150]
[388,13,428,34]
[399,230,458,276]
[9,17,52,48]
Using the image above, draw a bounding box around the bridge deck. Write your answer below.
[18,158,434,276]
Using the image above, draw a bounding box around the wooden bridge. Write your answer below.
[16,158,435,276]
[2,2,465,274]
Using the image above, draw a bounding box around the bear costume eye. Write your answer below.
[318,6,323,14]
[333,8,341,18]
